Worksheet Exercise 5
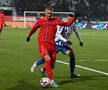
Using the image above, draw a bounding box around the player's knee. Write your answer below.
[44,55,51,61]
[66,50,73,56]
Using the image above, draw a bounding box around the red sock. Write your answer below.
[42,66,46,72]
[45,59,53,80]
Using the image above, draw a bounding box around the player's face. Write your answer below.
[45,9,53,20]
[67,16,72,21]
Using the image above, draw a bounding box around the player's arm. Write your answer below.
[3,21,7,27]
[56,26,72,45]
[56,17,76,26]
[26,22,40,42]
[73,25,84,46]
[3,14,7,27]
[57,12,79,26]
[56,26,67,42]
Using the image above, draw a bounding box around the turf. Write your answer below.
[0,28,108,90]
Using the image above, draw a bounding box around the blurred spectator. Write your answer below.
[12,0,108,21]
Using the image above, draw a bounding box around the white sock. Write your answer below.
[50,80,54,84]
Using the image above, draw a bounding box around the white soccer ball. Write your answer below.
[40,77,50,88]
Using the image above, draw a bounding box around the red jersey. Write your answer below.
[0,12,4,24]
[28,17,76,46]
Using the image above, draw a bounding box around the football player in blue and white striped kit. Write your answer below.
[31,14,84,78]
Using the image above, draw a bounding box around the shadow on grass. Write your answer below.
[7,79,47,90]
[6,75,108,89]
[58,75,108,85]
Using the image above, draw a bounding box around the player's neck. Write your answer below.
[46,17,52,21]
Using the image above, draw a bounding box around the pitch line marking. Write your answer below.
[59,59,108,62]
[56,60,108,76]
[78,59,108,62]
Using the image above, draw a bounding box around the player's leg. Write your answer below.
[39,45,58,88]
[44,54,52,79]
[0,24,3,36]
[39,45,61,75]
[31,58,45,72]
[39,45,53,79]
[38,44,61,69]
[43,54,58,88]
[38,45,60,77]
[40,45,61,72]
[36,59,45,65]
[31,44,50,72]
[40,64,46,77]
[50,49,59,87]
[56,45,62,53]
[61,45,80,78]
[32,44,61,72]
[0,30,1,36]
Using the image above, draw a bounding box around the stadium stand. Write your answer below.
[12,0,108,21]
[0,0,108,28]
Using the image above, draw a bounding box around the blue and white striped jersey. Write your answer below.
[55,24,76,46]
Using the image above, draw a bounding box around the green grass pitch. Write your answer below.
[0,28,108,90]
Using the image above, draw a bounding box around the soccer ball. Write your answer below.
[40,77,50,88]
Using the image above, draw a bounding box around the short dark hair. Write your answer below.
[0,9,3,12]
[45,6,54,11]
[68,14,74,17]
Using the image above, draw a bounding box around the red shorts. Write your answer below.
[0,24,3,31]
[38,44,56,61]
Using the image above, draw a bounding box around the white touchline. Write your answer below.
[56,60,108,76]
[58,59,108,62]
[78,59,108,62]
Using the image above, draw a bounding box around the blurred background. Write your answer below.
[0,0,108,28]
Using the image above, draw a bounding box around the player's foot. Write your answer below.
[50,80,59,88]
[71,73,80,78]
[39,68,46,77]
[31,62,38,72]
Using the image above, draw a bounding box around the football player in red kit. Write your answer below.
[26,6,78,88]
[0,9,5,36]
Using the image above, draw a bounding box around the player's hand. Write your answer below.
[74,12,80,18]
[26,36,30,42]
[66,40,72,45]
[80,41,84,47]
[4,24,7,27]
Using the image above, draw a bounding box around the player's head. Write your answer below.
[67,14,74,20]
[45,6,54,20]
[0,9,3,13]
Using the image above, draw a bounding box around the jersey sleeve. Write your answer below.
[56,25,63,33]
[56,26,67,42]
[28,20,40,37]
[72,24,82,42]
[56,17,76,26]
